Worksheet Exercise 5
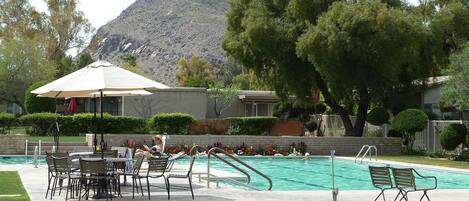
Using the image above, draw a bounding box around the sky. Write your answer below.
[29,0,136,29]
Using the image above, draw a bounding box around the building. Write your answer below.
[50,88,283,119]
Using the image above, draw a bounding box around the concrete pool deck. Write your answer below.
[1,164,469,201]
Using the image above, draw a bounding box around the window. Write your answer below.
[245,103,269,116]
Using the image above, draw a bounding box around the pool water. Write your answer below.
[2,155,469,191]
[184,157,469,191]
[0,156,46,165]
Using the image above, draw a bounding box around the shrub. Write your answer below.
[425,111,439,120]
[392,109,428,151]
[366,107,389,126]
[24,81,56,114]
[20,112,146,136]
[367,129,384,137]
[387,129,403,138]
[305,120,318,132]
[19,113,59,136]
[0,112,16,133]
[315,103,327,114]
[149,113,195,135]
[226,116,278,135]
[440,124,468,151]
[107,116,147,134]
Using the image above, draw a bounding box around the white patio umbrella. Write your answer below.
[32,61,169,158]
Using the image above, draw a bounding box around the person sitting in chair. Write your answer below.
[135,135,163,157]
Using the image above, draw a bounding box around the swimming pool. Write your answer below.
[0,156,46,165]
[2,155,469,191]
[186,157,469,191]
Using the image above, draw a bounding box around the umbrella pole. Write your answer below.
[93,97,97,152]
[100,90,104,159]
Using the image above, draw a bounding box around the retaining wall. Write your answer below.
[0,135,25,154]
[86,134,401,156]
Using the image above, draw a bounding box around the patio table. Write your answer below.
[69,151,93,156]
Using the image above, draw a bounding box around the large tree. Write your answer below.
[440,43,469,116]
[223,0,433,136]
[297,1,426,136]
[0,38,55,111]
[44,0,93,77]
[176,55,217,88]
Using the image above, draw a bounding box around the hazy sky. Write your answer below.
[29,0,137,29]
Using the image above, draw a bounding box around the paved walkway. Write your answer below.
[1,164,469,201]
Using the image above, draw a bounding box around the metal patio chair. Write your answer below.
[391,168,437,201]
[166,155,196,200]
[78,158,114,201]
[52,156,81,201]
[369,166,396,201]
[136,156,169,200]
[114,155,145,198]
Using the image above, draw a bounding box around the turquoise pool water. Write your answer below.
[183,157,469,191]
[0,156,46,165]
[2,155,469,191]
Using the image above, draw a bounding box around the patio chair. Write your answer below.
[115,155,145,198]
[45,152,69,199]
[166,152,187,172]
[52,156,81,201]
[78,159,114,201]
[391,168,437,201]
[369,166,395,201]
[136,156,169,200]
[166,155,196,200]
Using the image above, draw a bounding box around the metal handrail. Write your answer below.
[207,147,273,190]
[354,145,378,163]
[188,145,251,185]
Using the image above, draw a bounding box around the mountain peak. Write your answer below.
[89,0,229,86]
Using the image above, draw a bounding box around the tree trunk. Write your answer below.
[352,87,370,137]
[312,71,370,137]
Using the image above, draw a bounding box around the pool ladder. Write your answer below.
[354,145,378,164]
[189,145,272,191]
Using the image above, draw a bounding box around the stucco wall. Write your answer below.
[0,135,25,154]
[86,134,401,156]
[122,87,208,119]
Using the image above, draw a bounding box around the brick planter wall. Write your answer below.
[86,134,401,156]
[271,120,303,136]
[0,135,25,154]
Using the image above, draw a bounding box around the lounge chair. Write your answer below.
[369,166,395,201]
[391,168,437,201]
[166,152,187,172]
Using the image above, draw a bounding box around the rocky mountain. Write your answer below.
[89,0,229,86]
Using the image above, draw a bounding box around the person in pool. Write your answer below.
[135,135,164,157]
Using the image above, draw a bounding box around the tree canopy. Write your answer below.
[440,43,469,113]
[120,53,144,75]
[223,0,469,136]
[0,38,55,111]
[176,55,217,88]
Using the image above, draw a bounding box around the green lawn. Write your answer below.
[0,172,30,201]
[379,155,469,170]
[26,136,85,143]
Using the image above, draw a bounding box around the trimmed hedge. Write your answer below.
[0,112,16,133]
[392,109,428,151]
[20,113,146,136]
[440,124,468,151]
[19,113,59,136]
[226,116,278,135]
[366,107,389,126]
[392,109,428,134]
[24,81,56,114]
[148,113,195,135]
